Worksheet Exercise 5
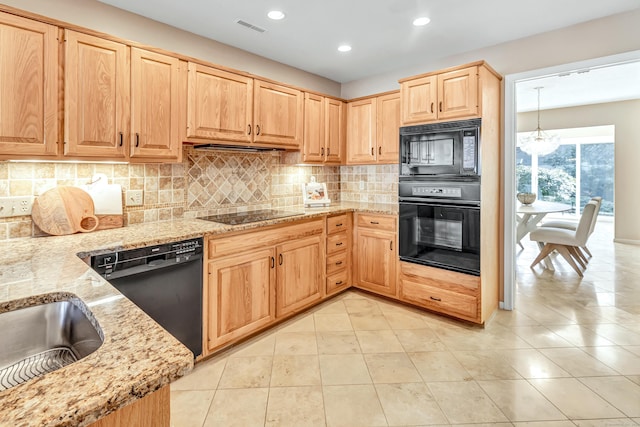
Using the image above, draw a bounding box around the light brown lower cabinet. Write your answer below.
[353,213,397,297]
[89,386,169,427]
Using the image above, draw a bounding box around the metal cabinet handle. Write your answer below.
[430,296,442,302]
[335,223,343,227]
[327,147,330,156]
[336,261,343,266]
[390,241,393,250]
[335,280,343,285]
[119,132,123,146]
[378,146,382,155]
[135,133,140,147]
[256,125,261,135]
[370,221,379,225]
[278,253,283,265]
[371,147,374,156]
[439,101,442,112]
[271,256,275,268]
[430,102,434,113]
[336,242,343,246]
[248,124,252,135]
[321,147,324,156]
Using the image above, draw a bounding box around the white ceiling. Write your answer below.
[97,0,640,84]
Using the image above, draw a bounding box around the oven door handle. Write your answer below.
[399,197,480,208]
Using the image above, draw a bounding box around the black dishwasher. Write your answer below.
[91,238,203,357]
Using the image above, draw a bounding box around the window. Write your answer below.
[516,125,614,217]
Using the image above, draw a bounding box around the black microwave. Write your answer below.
[399,118,481,179]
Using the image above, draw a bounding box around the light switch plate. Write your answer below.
[0,196,34,218]
[125,190,143,206]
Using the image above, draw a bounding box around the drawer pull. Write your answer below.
[370,221,379,225]
[279,253,283,265]
[336,242,343,246]
[335,261,343,266]
[430,296,442,302]
[335,280,343,285]
[335,223,343,227]
[271,256,275,268]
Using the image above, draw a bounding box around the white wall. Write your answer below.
[341,8,640,99]
[517,100,640,243]
[0,0,341,96]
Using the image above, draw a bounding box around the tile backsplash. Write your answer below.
[0,148,396,240]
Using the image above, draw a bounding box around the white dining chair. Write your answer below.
[540,196,602,258]
[529,200,598,277]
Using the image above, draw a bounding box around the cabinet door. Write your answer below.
[324,98,344,164]
[253,80,303,148]
[355,228,397,297]
[206,248,276,351]
[64,31,129,158]
[376,92,400,164]
[437,66,478,120]
[186,63,253,143]
[276,234,323,317]
[0,13,57,158]
[130,48,181,160]
[302,92,325,162]
[346,98,376,164]
[400,75,437,125]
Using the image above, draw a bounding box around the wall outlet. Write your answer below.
[0,196,34,218]
[359,180,365,190]
[125,190,144,206]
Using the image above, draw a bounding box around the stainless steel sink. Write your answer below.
[0,298,104,391]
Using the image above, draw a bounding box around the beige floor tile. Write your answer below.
[171,356,226,390]
[582,346,640,375]
[529,378,625,419]
[265,386,325,427]
[228,333,275,358]
[270,354,321,387]
[375,382,448,425]
[203,388,268,427]
[539,347,618,377]
[319,353,372,385]
[512,422,574,426]
[313,313,353,331]
[363,353,422,383]
[427,380,509,424]
[217,356,272,389]
[317,331,361,354]
[410,351,472,382]
[629,376,640,387]
[493,308,541,327]
[170,390,214,427]
[546,324,616,347]
[394,328,447,352]
[580,376,640,417]
[478,379,566,422]
[572,419,640,427]
[512,325,575,348]
[453,350,524,380]
[583,323,640,346]
[349,312,392,330]
[626,345,640,357]
[343,298,383,314]
[383,310,429,329]
[323,384,387,427]
[312,299,347,314]
[356,330,404,353]
[274,331,318,355]
[504,349,572,379]
[276,313,316,333]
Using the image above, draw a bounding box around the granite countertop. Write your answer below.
[0,202,396,427]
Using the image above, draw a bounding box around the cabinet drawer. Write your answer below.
[401,262,479,292]
[400,278,478,321]
[326,269,349,294]
[208,219,323,258]
[326,231,349,255]
[357,214,396,231]
[327,214,349,235]
[326,251,348,275]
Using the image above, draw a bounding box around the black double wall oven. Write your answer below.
[398,118,482,276]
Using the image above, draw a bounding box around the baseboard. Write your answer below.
[613,238,640,246]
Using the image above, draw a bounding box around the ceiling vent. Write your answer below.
[236,19,267,33]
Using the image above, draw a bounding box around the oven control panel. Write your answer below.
[411,186,462,198]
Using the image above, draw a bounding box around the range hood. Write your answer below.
[193,144,284,153]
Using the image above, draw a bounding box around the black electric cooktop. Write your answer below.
[199,209,304,225]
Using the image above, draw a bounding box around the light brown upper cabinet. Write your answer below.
[400,65,478,125]
[302,94,345,164]
[0,12,58,159]
[185,63,303,150]
[64,31,181,162]
[346,91,399,165]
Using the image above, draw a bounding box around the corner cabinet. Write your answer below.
[302,94,345,164]
[400,64,482,125]
[353,213,397,297]
[346,91,399,165]
[185,62,303,150]
[0,12,58,159]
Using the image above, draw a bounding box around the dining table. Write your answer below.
[516,200,573,248]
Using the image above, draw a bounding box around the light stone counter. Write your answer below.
[0,202,396,426]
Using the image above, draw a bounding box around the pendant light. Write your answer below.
[518,87,560,156]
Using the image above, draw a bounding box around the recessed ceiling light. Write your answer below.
[338,45,352,52]
[413,17,431,26]
[267,10,285,20]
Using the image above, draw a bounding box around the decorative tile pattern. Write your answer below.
[340,164,398,204]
